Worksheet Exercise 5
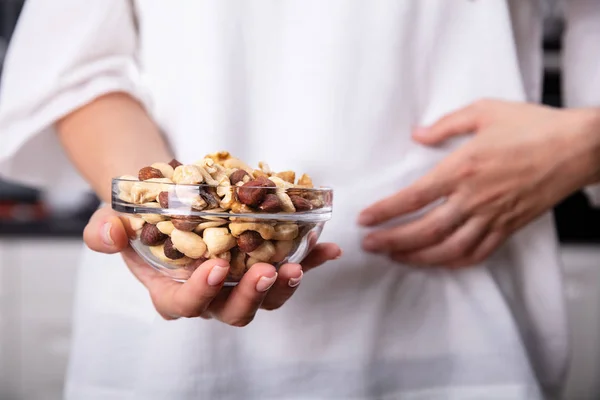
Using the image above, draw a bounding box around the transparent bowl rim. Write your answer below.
[112,177,334,192]
[111,179,333,223]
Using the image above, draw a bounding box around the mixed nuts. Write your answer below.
[115,151,328,281]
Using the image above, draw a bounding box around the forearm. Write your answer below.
[56,92,173,202]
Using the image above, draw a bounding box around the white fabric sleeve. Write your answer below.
[561,0,600,207]
[0,0,149,191]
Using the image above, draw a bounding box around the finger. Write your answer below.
[83,206,129,254]
[447,230,505,268]
[260,263,303,311]
[300,243,342,272]
[358,169,455,227]
[390,217,488,266]
[210,263,278,327]
[125,252,231,319]
[362,197,466,253]
[412,102,481,145]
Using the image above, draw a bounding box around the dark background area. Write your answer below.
[0,1,599,241]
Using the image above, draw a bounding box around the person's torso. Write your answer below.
[67,2,567,399]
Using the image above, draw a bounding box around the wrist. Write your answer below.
[563,107,600,186]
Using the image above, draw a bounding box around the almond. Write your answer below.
[140,223,167,246]
[138,166,164,181]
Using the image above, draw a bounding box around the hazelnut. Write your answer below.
[158,191,169,208]
[163,238,185,260]
[140,223,167,246]
[169,159,183,169]
[171,217,201,232]
[258,194,282,212]
[237,177,276,207]
[172,165,204,184]
[237,231,265,253]
[138,166,164,181]
[229,249,247,280]
[290,195,313,212]
[229,169,250,185]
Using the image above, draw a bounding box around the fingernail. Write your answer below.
[358,213,374,226]
[102,223,114,246]
[288,270,303,288]
[334,249,343,260]
[256,273,278,292]
[207,265,229,286]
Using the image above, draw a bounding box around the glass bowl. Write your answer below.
[111,177,333,285]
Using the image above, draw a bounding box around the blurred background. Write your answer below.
[0,1,599,399]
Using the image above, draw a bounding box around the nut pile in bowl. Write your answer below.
[111,151,333,285]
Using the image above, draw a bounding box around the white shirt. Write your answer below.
[0,1,598,399]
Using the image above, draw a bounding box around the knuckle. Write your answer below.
[424,225,447,242]
[174,303,201,319]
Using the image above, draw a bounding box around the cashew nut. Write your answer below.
[157,221,175,235]
[151,162,175,180]
[258,161,272,175]
[170,229,208,259]
[175,185,207,210]
[248,241,276,262]
[202,227,237,256]
[273,223,299,241]
[130,178,172,204]
[223,157,254,174]
[140,202,166,224]
[193,220,227,233]
[276,190,296,212]
[117,175,138,202]
[124,215,145,237]
[246,257,262,269]
[229,222,275,240]
[149,244,192,267]
[172,165,204,184]
[217,184,235,209]
[210,251,231,263]
[205,151,231,165]
[268,176,294,189]
[271,240,295,263]
[297,173,314,188]
[195,164,219,186]
[274,171,296,184]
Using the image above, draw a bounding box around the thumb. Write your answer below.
[83,205,130,254]
[413,103,480,145]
